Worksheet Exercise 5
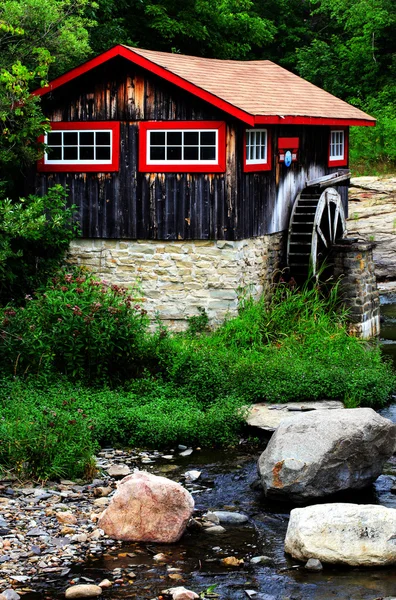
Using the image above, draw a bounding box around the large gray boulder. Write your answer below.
[258,408,396,502]
[285,503,396,566]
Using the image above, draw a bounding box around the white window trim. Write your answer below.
[146,129,219,165]
[246,129,268,165]
[329,129,345,161]
[44,129,113,165]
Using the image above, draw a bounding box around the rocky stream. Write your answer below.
[2,176,396,600]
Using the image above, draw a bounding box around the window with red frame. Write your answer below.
[37,122,120,172]
[244,128,272,172]
[139,121,226,173]
[328,128,348,167]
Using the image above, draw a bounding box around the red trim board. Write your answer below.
[37,121,120,173]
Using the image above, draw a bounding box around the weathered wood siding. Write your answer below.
[36,56,348,240]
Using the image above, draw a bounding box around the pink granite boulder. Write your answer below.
[98,470,194,542]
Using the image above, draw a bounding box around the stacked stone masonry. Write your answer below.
[68,234,285,329]
[332,240,380,339]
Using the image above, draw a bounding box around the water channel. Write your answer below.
[22,298,396,600]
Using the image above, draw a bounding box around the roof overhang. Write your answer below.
[32,45,376,128]
[32,45,255,126]
[254,115,375,127]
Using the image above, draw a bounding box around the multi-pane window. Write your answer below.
[246,129,268,164]
[147,129,218,164]
[45,130,112,164]
[329,130,345,161]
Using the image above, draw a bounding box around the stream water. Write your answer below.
[21,298,396,600]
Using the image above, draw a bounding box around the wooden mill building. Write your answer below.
[33,45,375,326]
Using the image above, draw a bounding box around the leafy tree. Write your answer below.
[89,0,276,59]
[0,0,95,78]
[0,0,95,193]
[0,185,78,304]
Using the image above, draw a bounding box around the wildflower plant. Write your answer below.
[0,268,150,381]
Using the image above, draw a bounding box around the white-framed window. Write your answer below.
[45,129,113,164]
[146,129,218,165]
[329,129,345,161]
[246,129,268,164]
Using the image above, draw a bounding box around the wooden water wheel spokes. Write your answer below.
[287,187,347,281]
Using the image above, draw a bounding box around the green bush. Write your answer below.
[0,379,98,481]
[0,268,151,381]
[0,185,78,305]
[0,377,245,481]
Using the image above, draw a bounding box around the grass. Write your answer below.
[1,276,394,481]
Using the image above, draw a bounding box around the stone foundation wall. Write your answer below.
[332,239,380,339]
[68,234,285,329]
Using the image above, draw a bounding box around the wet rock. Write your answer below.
[285,503,396,566]
[258,408,396,502]
[26,528,47,536]
[56,512,77,525]
[212,511,248,525]
[203,512,220,525]
[98,579,112,588]
[246,401,344,433]
[166,586,199,600]
[250,555,272,565]
[179,449,193,457]
[106,464,131,478]
[93,487,112,498]
[222,556,244,566]
[65,584,102,598]
[98,471,194,542]
[184,470,201,482]
[304,558,323,571]
[1,591,21,600]
[203,525,226,534]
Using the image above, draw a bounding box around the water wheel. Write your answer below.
[287,187,347,281]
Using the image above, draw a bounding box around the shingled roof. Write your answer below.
[33,44,375,127]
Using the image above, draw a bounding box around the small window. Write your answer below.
[139,121,226,173]
[244,128,272,172]
[37,122,120,172]
[329,130,344,161]
[246,129,267,164]
[328,128,348,167]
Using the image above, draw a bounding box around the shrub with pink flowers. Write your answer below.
[0,268,151,382]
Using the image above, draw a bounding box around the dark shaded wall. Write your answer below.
[36,56,348,240]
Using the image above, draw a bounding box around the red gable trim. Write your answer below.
[254,115,375,127]
[32,45,255,126]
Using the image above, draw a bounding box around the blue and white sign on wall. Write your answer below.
[284,150,292,167]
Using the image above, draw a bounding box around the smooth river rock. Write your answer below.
[285,503,396,566]
[98,470,194,542]
[65,585,102,598]
[245,400,344,432]
[258,408,396,502]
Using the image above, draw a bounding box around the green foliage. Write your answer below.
[186,307,210,336]
[0,379,98,481]
[0,280,394,480]
[0,185,77,304]
[0,268,151,381]
[0,376,245,480]
[158,281,395,408]
[89,0,275,59]
[0,0,95,78]
[0,0,95,194]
